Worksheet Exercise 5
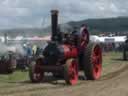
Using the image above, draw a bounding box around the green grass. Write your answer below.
[0,51,126,83]
[0,71,28,83]
[103,51,127,67]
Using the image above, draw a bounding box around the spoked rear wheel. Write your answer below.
[64,59,78,85]
[83,43,102,80]
[29,58,44,83]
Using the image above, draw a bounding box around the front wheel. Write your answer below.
[83,43,102,80]
[64,58,78,85]
[7,58,17,73]
[29,58,44,83]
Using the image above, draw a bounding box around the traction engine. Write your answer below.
[29,10,102,85]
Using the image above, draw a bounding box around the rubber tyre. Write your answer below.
[29,59,44,83]
[7,58,17,74]
[64,58,78,85]
[83,43,102,80]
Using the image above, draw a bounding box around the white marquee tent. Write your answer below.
[90,35,127,43]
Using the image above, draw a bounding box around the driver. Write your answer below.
[71,24,89,52]
[79,24,89,51]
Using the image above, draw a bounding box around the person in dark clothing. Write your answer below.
[79,24,89,52]
[35,47,41,56]
[71,27,80,46]
[72,27,79,35]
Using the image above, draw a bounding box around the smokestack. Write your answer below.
[4,33,7,44]
[51,10,58,41]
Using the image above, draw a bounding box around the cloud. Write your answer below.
[0,0,128,29]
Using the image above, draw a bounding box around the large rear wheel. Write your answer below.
[64,58,78,85]
[83,43,102,80]
[29,58,44,83]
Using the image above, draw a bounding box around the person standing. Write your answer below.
[32,44,37,56]
[79,24,89,52]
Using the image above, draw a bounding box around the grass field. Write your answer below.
[0,51,127,96]
[103,52,125,66]
[0,52,124,82]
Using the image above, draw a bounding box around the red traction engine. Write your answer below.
[29,10,102,85]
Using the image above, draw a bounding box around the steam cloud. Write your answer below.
[0,43,25,55]
[59,23,72,33]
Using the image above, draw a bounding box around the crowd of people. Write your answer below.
[16,43,44,71]
[100,43,124,52]
[22,43,43,57]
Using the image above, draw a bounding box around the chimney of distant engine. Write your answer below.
[51,10,58,41]
[4,33,7,44]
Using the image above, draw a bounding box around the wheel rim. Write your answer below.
[33,60,43,82]
[33,66,43,81]
[91,45,102,79]
[68,60,78,85]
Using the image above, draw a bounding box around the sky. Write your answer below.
[0,0,128,29]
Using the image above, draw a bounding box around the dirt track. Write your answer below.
[0,53,128,96]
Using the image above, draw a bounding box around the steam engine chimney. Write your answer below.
[4,33,7,44]
[51,10,58,41]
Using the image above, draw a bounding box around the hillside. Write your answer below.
[0,27,50,37]
[68,16,128,35]
[1,16,128,36]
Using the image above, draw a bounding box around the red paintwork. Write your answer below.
[68,59,78,85]
[61,44,78,59]
[91,45,102,79]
